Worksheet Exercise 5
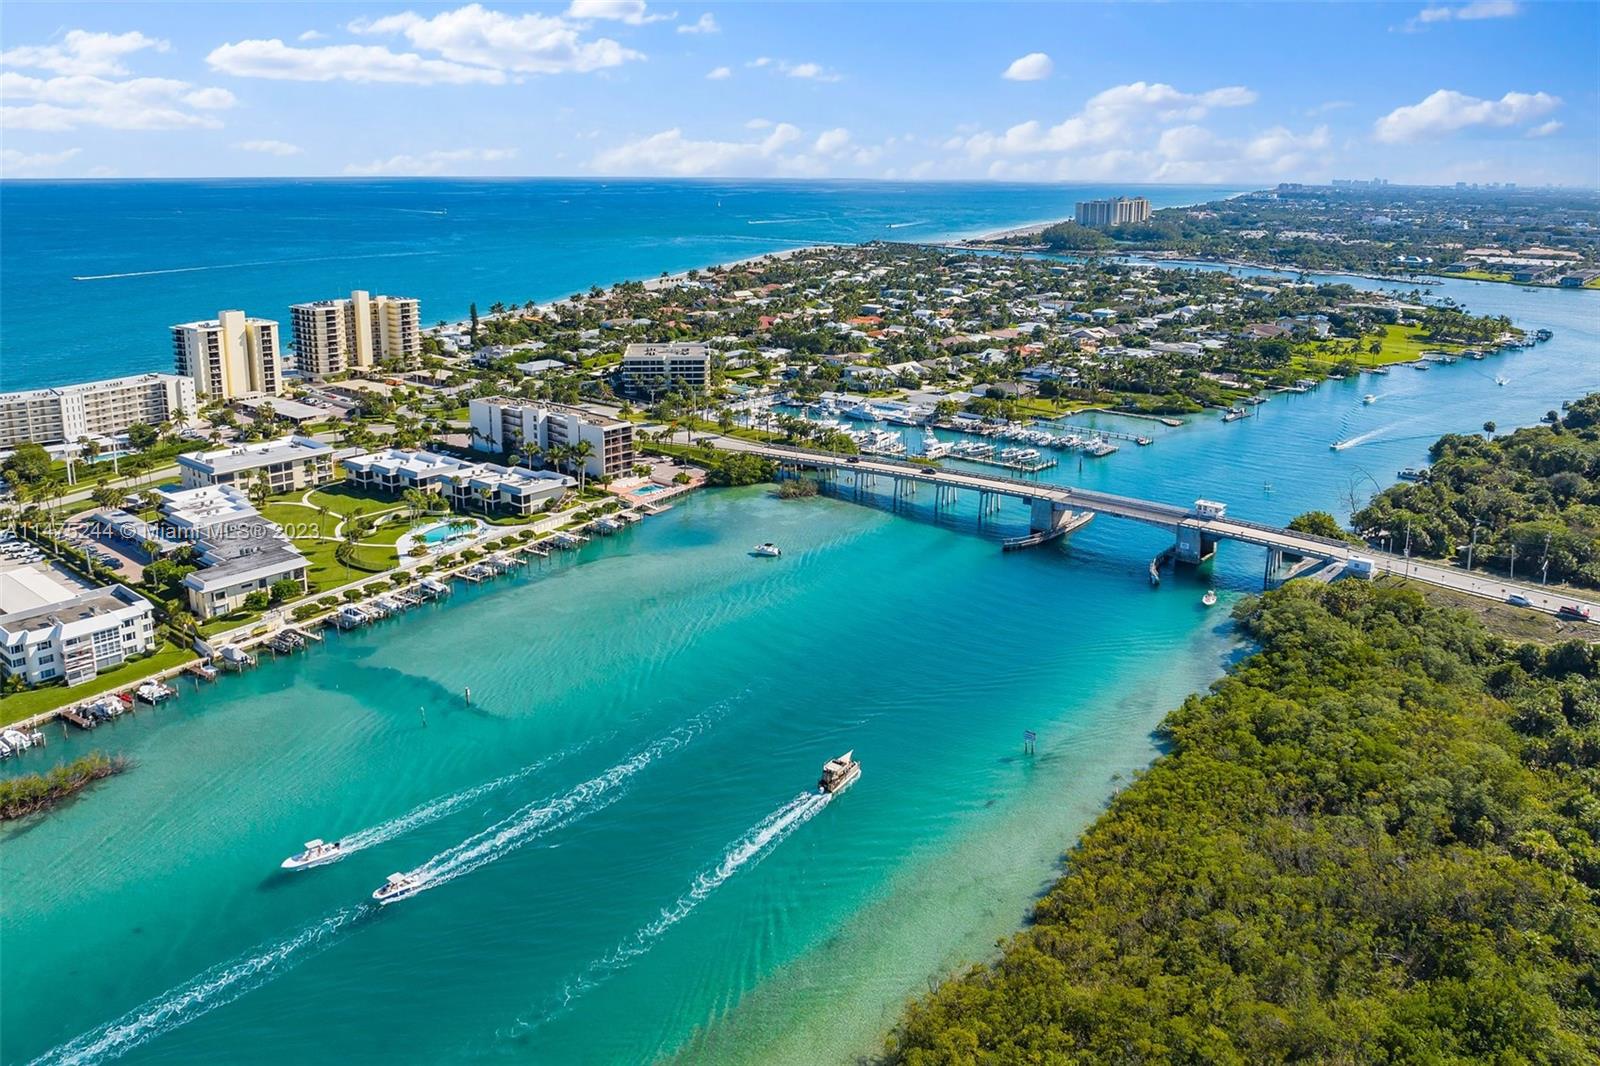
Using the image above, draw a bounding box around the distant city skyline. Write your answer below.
[2,1,1596,186]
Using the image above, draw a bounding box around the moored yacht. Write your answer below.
[751,542,781,557]
[372,872,425,905]
[818,750,861,795]
[919,429,951,459]
[281,839,346,871]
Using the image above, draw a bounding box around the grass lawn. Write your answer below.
[1,640,197,725]
[1437,269,1514,283]
[1296,323,1464,371]
[297,537,392,592]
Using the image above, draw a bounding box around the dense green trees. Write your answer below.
[1352,395,1600,585]
[1,752,128,819]
[884,581,1599,1065]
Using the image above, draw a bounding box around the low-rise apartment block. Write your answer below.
[172,310,284,399]
[343,448,574,516]
[157,485,309,619]
[620,342,711,397]
[468,397,636,479]
[0,373,197,448]
[291,290,421,378]
[0,585,156,687]
[177,435,335,492]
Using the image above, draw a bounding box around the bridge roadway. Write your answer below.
[714,438,1600,621]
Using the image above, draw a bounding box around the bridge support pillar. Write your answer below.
[1174,524,1218,566]
[1030,498,1073,534]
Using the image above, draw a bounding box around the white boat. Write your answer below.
[1202,590,1218,607]
[373,872,425,905]
[1362,394,1376,405]
[135,681,174,704]
[842,402,883,422]
[281,838,346,871]
[751,542,782,558]
[919,429,951,459]
[818,750,861,795]
[1495,376,1509,387]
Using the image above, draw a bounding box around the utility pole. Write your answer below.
[1466,524,1479,571]
[1508,542,1518,581]
[1541,532,1552,586]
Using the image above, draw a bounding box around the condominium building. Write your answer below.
[157,485,309,619]
[291,290,421,377]
[171,310,284,399]
[620,342,711,397]
[343,448,574,516]
[1074,196,1152,227]
[0,373,197,448]
[176,435,335,492]
[468,397,636,480]
[0,585,156,687]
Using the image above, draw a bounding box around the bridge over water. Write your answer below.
[712,438,1600,619]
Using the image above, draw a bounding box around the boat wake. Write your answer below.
[745,216,831,226]
[31,906,367,1066]
[72,250,428,282]
[397,719,713,900]
[335,741,590,856]
[885,220,928,229]
[511,790,831,1034]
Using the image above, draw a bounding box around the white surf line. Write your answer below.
[31,906,367,1066]
[517,791,831,1032]
[399,718,715,899]
[334,739,591,856]
[72,250,427,282]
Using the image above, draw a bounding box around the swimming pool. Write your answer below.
[634,485,666,496]
[416,520,480,546]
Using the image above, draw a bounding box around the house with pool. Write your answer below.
[342,447,575,517]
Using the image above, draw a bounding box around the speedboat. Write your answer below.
[281,839,346,871]
[1362,394,1376,405]
[372,872,425,905]
[1201,590,1218,607]
[818,750,861,795]
[751,543,781,558]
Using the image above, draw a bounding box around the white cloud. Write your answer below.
[344,146,517,175]
[1001,52,1052,82]
[745,117,773,129]
[678,13,719,34]
[0,30,168,77]
[351,4,642,75]
[814,127,851,154]
[706,65,731,80]
[1373,88,1561,142]
[237,139,304,156]
[1527,119,1563,139]
[0,71,236,130]
[298,30,327,42]
[1416,1,1520,24]
[780,60,840,82]
[958,80,1257,158]
[565,0,671,25]
[0,146,82,175]
[207,38,506,84]
[591,123,814,176]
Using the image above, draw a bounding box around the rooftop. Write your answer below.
[177,435,333,477]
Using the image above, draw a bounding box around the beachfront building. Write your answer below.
[290,290,421,378]
[468,397,636,480]
[176,435,335,492]
[0,585,156,687]
[0,373,197,448]
[619,342,711,398]
[1074,196,1152,227]
[157,485,309,619]
[171,310,284,400]
[343,448,574,516]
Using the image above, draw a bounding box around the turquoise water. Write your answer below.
[0,179,1237,391]
[3,256,1597,1063]
[633,485,666,496]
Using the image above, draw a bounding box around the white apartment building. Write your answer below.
[291,290,421,378]
[0,585,156,687]
[0,373,197,448]
[157,484,309,619]
[177,435,335,491]
[343,448,574,516]
[172,310,284,399]
[468,397,636,480]
[620,342,711,397]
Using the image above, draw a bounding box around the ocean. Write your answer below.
[0,179,1231,392]
[3,183,1598,1066]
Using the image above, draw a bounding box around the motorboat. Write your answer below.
[919,429,951,460]
[1396,467,1429,482]
[818,750,861,795]
[1201,590,1218,607]
[1362,394,1376,405]
[281,839,346,871]
[1495,376,1509,387]
[1221,407,1248,423]
[135,681,175,704]
[372,872,426,905]
[751,543,782,558]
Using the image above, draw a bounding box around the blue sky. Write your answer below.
[2,1,1595,185]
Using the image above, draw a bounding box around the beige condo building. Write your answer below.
[171,310,283,400]
[291,290,421,378]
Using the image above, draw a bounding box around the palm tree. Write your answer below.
[568,440,594,494]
